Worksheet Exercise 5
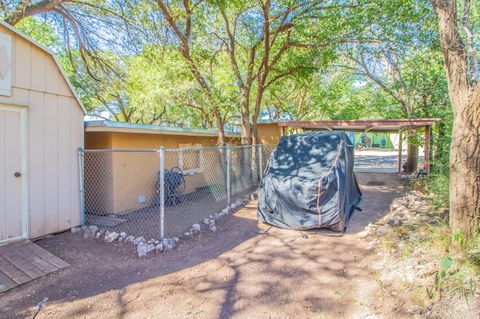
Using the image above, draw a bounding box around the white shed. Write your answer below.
[0,21,85,243]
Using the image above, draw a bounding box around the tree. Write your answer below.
[432,0,480,235]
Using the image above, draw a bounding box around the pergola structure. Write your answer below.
[276,118,441,174]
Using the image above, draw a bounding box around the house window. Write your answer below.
[178,143,204,175]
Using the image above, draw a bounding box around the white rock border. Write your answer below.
[71,191,257,257]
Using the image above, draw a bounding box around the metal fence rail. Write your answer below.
[80,144,276,241]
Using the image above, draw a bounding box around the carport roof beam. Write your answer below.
[276,118,440,132]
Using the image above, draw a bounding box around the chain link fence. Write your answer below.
[80,144,276,241]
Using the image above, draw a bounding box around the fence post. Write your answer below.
[258,144,263,183]
[226,145,231,213]
[78,148,86,226]
[159,147,165,240]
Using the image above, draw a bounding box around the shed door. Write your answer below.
[0,107,25,242]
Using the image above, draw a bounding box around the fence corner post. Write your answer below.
[78,147,85,226]
[258,144,263,183]
[159,146,165,240]
[226,144,231,213]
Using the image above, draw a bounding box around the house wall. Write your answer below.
[256,123,281,145]
[85,131,238,214]
[0,25,84,238]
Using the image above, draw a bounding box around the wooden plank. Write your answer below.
[4,111,22,240]
[44,94,59,235]
[0,255,30,284]
[424,125,431,174]
[13,35,31,89]
[28,91,46,238]
[0,269,17,293]
[398,131,403,174]
[25,242,69,269]
[57,96,71,230]
[277,118,442,128]
[13,243,58,274]
[2,250,45,279]
[0,111,6,241]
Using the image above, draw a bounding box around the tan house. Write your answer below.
[84,121,241,214]
[0,21,85,243]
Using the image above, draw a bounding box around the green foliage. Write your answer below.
[15,17,59,47]
[427,227,480,299]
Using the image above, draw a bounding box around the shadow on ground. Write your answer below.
[0,173,406,319]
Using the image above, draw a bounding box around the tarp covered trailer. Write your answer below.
[258,131,362,232]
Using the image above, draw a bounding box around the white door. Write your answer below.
[0,106,26,243]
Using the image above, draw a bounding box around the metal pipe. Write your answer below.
[226,145,231,213]
[83,149,160,153]
[258,144,263,183]
[159,147,165,239]
[77,148,86,226]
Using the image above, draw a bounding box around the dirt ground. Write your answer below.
[0,173,408,319]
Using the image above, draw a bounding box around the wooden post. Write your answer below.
[424,125,431,173]
[398,130,403,174]
[279,126,286,136]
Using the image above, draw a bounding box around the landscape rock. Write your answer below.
[375,224,392,237]
[155,243,164,252]
[203,218,210,225]
[137,243,149,257]
[133,236,145,245]
[95,230,105,239]
[358,224,374,238]
[104,232,119,243]
[209,225,217,232]
[71,226,82,234]
[190,224,201,234]
[125,235,135,243]
[88,225,98,233]
[387,216,403,227]
[162,238,176,251]
[173,237,180,243]
[212,212,220,220]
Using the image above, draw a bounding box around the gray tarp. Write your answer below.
[257,131,362,232]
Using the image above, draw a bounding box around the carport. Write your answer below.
[276,118,440,174]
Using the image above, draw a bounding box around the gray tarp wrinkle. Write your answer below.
[257,131,362,232]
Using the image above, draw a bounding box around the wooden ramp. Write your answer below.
[0,240,69,294]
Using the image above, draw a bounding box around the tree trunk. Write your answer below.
[406,143,418,173]
[240,91,251,145]
[213,109,226,146]
[448,89,480,234]
[432,0,480,235]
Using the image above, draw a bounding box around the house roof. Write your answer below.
[85,120,241,137]
[277,118,441,132]
[0,20,87,114]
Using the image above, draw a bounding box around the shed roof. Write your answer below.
[276,118,441,132]
[85,120,241,137]
[0,20,86,114]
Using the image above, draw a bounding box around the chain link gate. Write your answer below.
[79,144,276,241]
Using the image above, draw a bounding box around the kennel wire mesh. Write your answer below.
[80,144,276,241]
